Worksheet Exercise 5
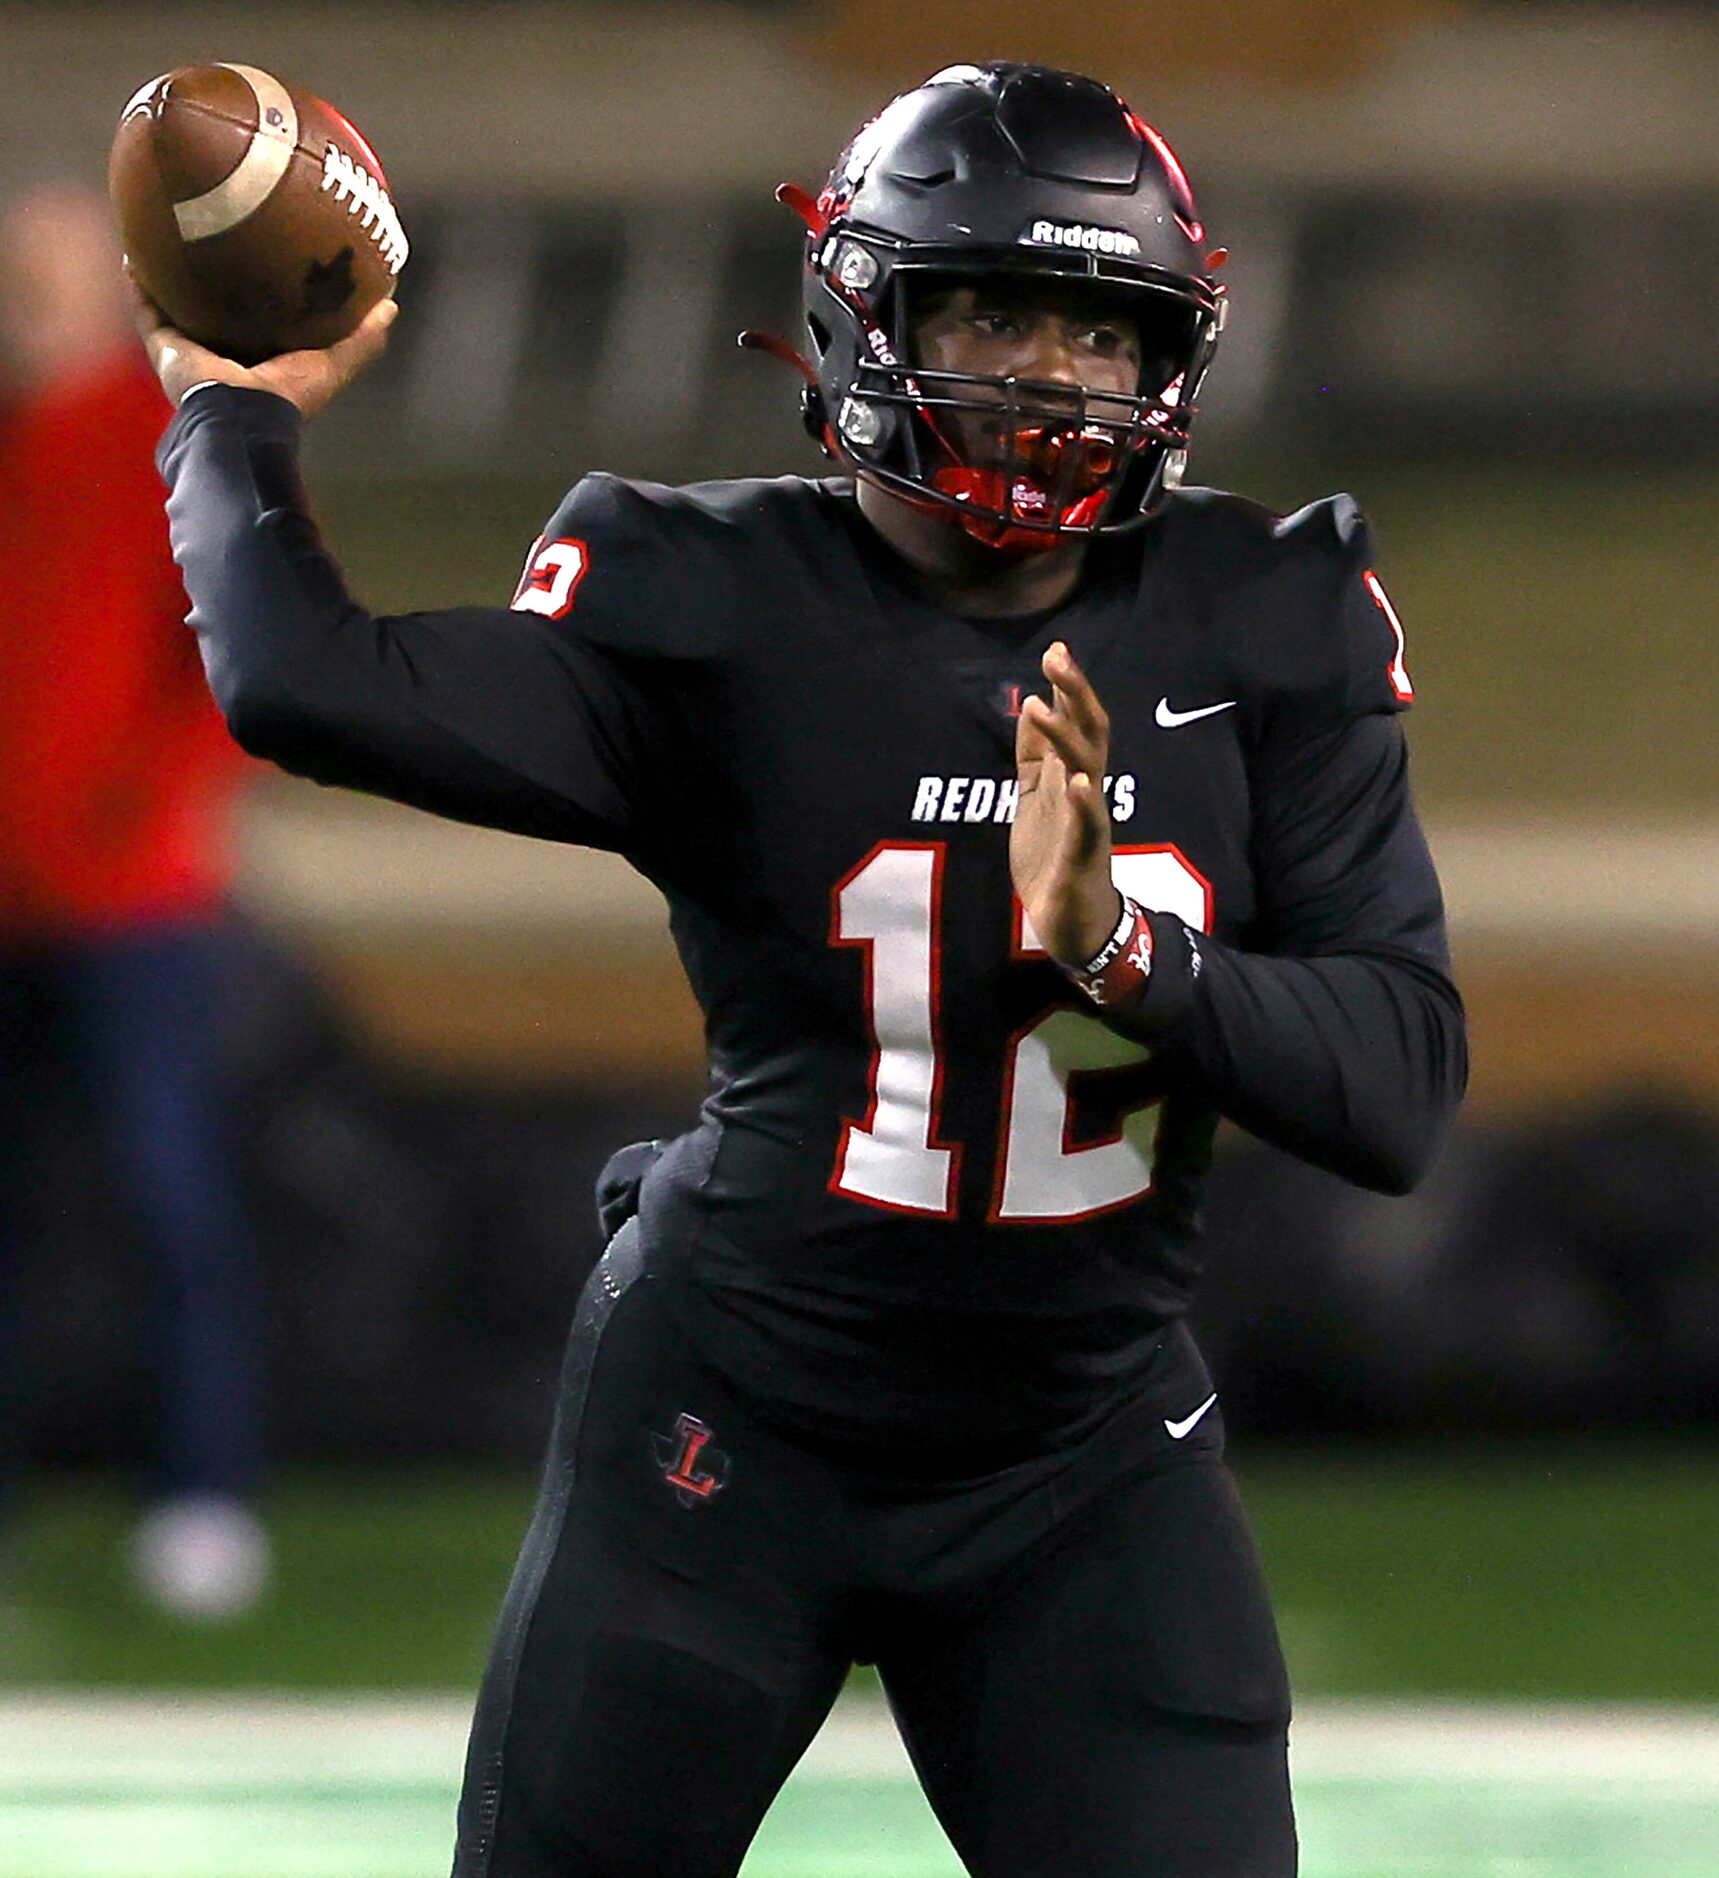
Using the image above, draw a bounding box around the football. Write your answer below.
[110,62,408,364]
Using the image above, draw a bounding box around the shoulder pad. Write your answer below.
[1270,491,1365,548]
[509,474,815,653]
[554,472,826,538]
[1154,488,1413,724]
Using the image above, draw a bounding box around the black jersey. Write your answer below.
[158,387,1465,1460]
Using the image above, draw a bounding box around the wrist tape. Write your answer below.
[1067,896,1154,1010]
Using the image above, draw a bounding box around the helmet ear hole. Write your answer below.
[799,384,830,448]
[807,313,832,358]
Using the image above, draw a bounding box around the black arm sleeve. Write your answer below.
[157,385,658,854]
[1116,712,1467,1194]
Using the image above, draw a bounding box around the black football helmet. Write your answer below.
[775,62,1226,554]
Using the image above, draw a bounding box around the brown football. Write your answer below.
[110,63,407,364]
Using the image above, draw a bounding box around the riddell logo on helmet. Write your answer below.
[1022,220,1141,257]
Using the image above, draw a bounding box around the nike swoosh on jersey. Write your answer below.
[1164,1392,1219,1439]
[1154,697,1238,729]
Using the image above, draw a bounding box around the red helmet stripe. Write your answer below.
[1125,112,1204,243]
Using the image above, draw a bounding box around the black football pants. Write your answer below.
[451,1222,1296,1877]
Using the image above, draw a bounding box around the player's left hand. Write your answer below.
[128,269,397,419]
[1011,641,1122,970]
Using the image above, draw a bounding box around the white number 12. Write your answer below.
[831,842,1211,1224]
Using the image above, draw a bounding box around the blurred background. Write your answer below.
[0,2,1715,1873]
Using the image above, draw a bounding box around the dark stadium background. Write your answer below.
[1,0,1714,1771]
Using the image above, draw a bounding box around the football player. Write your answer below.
[141,62,1465,1878]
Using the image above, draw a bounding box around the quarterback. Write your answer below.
[143,62,1465,1878]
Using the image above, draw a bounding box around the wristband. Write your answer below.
[1067,896,1153,1010]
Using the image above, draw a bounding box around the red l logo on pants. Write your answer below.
[652,1413,731,1507]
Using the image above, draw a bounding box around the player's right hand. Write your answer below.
[128,271,397,419]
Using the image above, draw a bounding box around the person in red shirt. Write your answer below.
[0,185,268,1618]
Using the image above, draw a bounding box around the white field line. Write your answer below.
[1284,1697,1719,1785]
[1,1693,1716,1791]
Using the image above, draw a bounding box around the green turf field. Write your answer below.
[3,1447,1716,1875]
[1,1694,1715,1878]
[4,1443,1715,1702]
